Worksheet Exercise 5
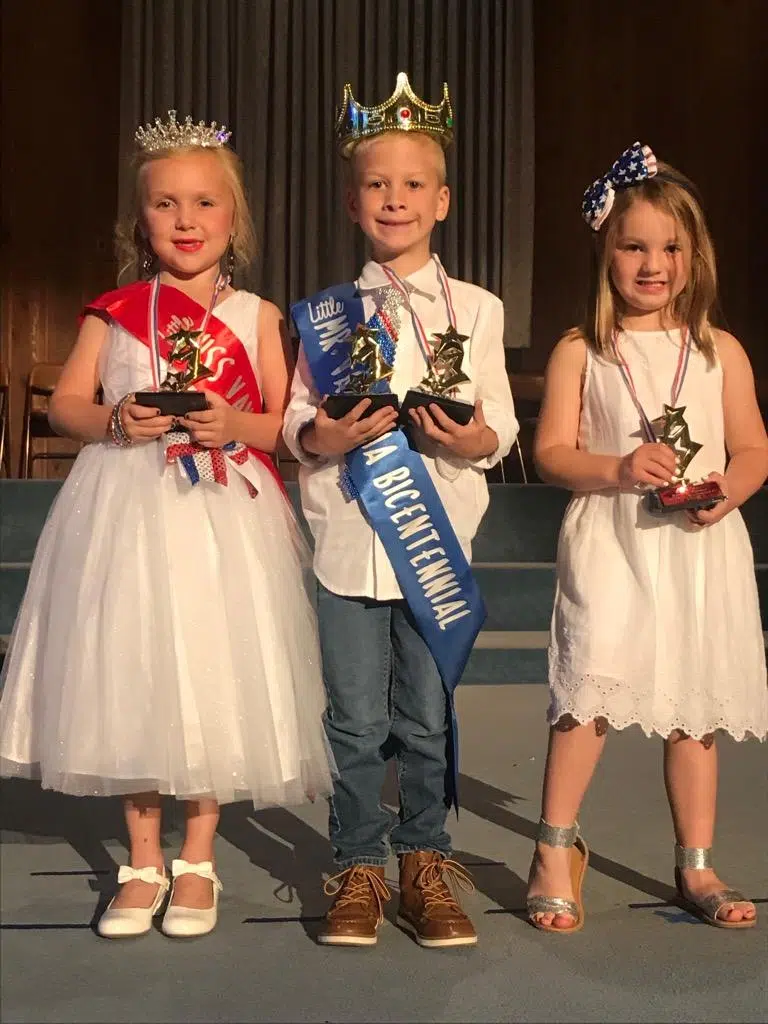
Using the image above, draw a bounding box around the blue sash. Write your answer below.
[291,284,487,809]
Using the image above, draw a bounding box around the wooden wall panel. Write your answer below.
[0,0,121,476]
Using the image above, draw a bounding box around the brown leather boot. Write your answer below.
[397,850,478,947]
[317,865,391,946]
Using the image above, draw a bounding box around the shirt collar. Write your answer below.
[357,255,440,303]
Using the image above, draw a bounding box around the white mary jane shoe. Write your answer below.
[161,859,223,938]
[97,865,169,939]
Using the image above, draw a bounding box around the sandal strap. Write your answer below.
[527,894,579,918]
[696,888,750,921]
[117,864,168,889]
[674,844,712,870]
[171,859,223,891]
[537,818,579,848]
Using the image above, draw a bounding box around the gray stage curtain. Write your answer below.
[120,0,534,347]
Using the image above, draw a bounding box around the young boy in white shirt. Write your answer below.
[284,73,517,948]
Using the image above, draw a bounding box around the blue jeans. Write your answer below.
[317,581,452,868]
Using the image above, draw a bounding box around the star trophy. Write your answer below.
[324,325,400,420]
[134,327,211,417]
[645,404,726,514]
[400,326,475,426]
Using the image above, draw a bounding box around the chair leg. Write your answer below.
[18,391,31,479]
[0,396,7,478]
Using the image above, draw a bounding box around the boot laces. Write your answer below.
[324,866,391,925]
[415,858,475,913]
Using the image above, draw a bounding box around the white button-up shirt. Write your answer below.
[283,256,518,600]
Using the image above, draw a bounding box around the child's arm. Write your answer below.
[534,333,676,491]
[49,315,173,443]
[686,330,768,526]
[182,301,291,453]
[281,344,398,462]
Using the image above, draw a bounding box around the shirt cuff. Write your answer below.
[284,409,326,467]
[468,405,519,471]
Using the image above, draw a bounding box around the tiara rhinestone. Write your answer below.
[335,72,454,157]
[134,109,232,153]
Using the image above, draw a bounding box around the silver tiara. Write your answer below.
[134,109,232,153]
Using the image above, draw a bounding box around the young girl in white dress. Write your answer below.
[0,111,334,939]
[525,143,768,933]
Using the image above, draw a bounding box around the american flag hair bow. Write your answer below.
[582,142,658,231]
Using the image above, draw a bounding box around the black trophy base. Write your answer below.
[646,479,726,514]
[324,393,400,420]
[400,389,475,427]
[134,391,209,416]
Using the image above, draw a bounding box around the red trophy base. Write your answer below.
[646,479,726,514]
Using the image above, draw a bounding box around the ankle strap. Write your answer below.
[117,864,168,888]
[171,859,223,890]
[674,844,712,869]
[537,818,579,848]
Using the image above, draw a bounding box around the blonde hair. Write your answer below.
[579,161,718,365]
[346,130,448,187]
[115,145,257,282]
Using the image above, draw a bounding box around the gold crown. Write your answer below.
[135,109,232,153]
[335,72,454,157]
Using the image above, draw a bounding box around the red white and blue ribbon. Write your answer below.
[582,142,658,231]
[146,273,256,492]
[380,254,457,367]
[612,327,692,443]
[164,432,257,496]
[147,273,226,388]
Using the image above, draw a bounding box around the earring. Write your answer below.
[141,247,156,277]
[222,239,235,283]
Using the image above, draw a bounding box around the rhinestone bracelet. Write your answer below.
[108,394,134,448]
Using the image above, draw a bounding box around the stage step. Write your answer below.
[1,480,766,685]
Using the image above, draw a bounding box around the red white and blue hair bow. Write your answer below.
[582,142,658,231]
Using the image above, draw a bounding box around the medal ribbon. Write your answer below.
[147,272,227,388]
[146,272,271,497]
[612,327,691,442]
[380,254,457,367]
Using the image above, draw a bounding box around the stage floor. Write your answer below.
[1,683,765,1024]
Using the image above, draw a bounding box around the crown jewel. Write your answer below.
[134,109,232,153]
[335,72,454,156]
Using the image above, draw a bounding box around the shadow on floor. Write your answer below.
[217,802,336,941]
[2,766,688,939]
[456,772,681,908]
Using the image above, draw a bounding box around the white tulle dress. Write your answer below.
[0,290,336,805]
[548,329,767,741]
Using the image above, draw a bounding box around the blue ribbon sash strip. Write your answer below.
[291,284,487,809]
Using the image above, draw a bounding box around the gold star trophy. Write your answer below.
[323,323,400,420]
[646,404,725,513]
[401,325,476,426]
[134,327,211,417]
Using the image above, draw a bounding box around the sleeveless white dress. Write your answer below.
[0,291,336,804]
[548,329,767,740]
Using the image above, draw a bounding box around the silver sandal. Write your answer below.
[674,845,757,930]
[526,819,589,934]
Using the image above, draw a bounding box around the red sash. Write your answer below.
[84,281,285,494]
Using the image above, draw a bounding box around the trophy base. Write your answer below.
[400,389,475,427]
[646,479,726,514]
[324,392,400,420]
[134,391,209,416]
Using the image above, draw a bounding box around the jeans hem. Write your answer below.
[391,843,453,858]
[334,855,390,869]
